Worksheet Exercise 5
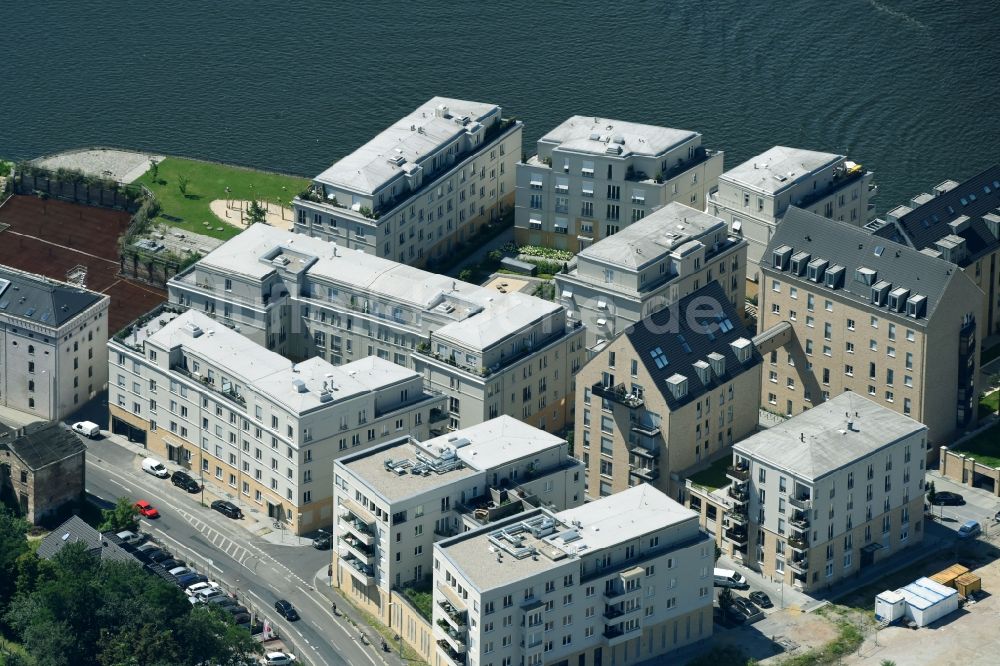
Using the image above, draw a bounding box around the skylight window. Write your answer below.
[921,219,930,228]
[874,245,885,257]
[985,185,992,194]
[650,347,669,369]
[960,197,968,206]
[969,193,977,202]
[718,316,734,333]
[676,335,692,354]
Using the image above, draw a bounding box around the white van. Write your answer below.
[72,421,101,438]
[141,457,169,478]
[713,568,749,589]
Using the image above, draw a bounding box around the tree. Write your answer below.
[717,586,734,609]
[714,544,722,562]
[178,175,189,195]
[246,200,267,225]
[927,481,936,505]
[880,661,897,666]
[98,496,139,533]
[458,269,474,282]
[0,508,29,608]
[149,158,159,182]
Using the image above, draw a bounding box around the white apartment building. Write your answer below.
[108,308,444,535]
[332,416,585,626]
[554,202,747,350]
[0,266,109,421]
[516,116,723,252]
[708,146,876,279]
[293,97,522,268]
[433,484,714,666]
[728,392,926,593]
[168,224,586,432]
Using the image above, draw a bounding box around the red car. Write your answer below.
[134,500,160,518]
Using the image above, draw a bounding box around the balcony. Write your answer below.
[723,528,748,546]
[591,382,644,409]
[340,554,374,586]
[629,465,659,482]
[726,464,750,483]
[788,557,809,573]
[604,602,641,620]
[630,423,661,437]
[790,512,810,532]
[339,516,375,546]
[340,497,376,525]
[788,535,809,552]
[629,445,659,460]
[437,583,467,611]
[434,622,467,654]
[727,508,749,527]
[340,534,374,565]
[437,640,467,666]
[437,600,467,629]
[789,494,812,511]
[603,624,641,646]
[728,487,749,505]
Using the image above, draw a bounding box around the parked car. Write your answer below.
[169,566,192,577]
[114,530,144,546]
[175,572,207,589]
[930,491,965,506]
[274,599,300,621]
[262,652,297,665]
[141,457,169,478]
[232,612,252,626]
[733,597,758,615]
[749,591,773,609]
[186,581,220,597]
[208,596,239,609]
[713,568,749,590]
[171,470,200,493]
[134,500,160,518]
[193,588,224,604]
[158,558,184,570]
[211,500,242,519]
[135,545,169,563]
[958,520,982,539]
[312,533,332,550]
[71,421,101,438]
[225,604,249,616]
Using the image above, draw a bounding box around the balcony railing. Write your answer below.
[789,495,812,510]
[789,557,809,573]
[591,382,644,409]
[437,639,467,666]
[728,487,749,504]
[630,423,661,437]
[341,554,374,585]
[790,513,810,531]
[788,535,809,551]
[727,509,749,526]
[629,465,659,482]
[726,465,750,482]
[723,528,748,545]
[435,622,467,653]
[340,535,374,563]
[629,445,659,460]
[437,599,467,629]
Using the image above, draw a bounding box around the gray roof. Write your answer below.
[539,116,698,157]
[36,516,136,564]
[0,266,105,327]
[721,146,843,194]
[577,202,729,270]
[734,392,926,481]
[314,97,499,194]
[1,422,85,471]
[765,207,960,321]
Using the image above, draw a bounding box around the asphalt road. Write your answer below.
[83,437,389,666]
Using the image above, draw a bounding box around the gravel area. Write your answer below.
[33,148,162,184]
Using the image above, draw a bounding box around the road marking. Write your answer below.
[109,478,132,493]
[154,530,223,572]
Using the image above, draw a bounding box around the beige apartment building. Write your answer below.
[724,393,926,593]
[433,485,715,666]
[575,282,762,502]
[759,208,984,455]
[870,164,1000,336]
[293,97,521,268]
[554,202,748,351]
[516,116,723,252]
[108,308,444,535]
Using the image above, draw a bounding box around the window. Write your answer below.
[650,346,668,369]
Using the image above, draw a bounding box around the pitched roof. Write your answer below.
[873,165,1000,266]
[622,282,760,410]
[765,207,962,321]
[734,393,926,481]
[1,421,85,471]
[0,266,105,327]
[36,516,136,564]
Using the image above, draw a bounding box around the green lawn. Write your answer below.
[134,157,309,240]
[979,391,1000,420]
[951,421,1000,467]
[688,456,731,491]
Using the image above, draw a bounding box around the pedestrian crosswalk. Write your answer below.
[184,512,257,571]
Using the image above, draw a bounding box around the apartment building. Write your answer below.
[0,266,109,420]
[575,282,762,501]
[168,224,586,432]
[709,146,876,279]
[433,484,714,666]
[515,116,723,252]
[725,393,926,593]
[108,308,443,535]
[293,97,521,268]
[555,202,747,350]
[331,416,585,627]
[870,164,1000,335]
[758,208,984,452]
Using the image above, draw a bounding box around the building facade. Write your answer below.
[168,224,586,432]
[574,283,762,501]
[108,308,443,535]
[708,146,876,279]
[555,202,747,350]
[433,484,714,666]
[758,208,984,453]
[870,164,1000,335]
[0,421,86,525]
[726,393,926,593]
[515,116,723,252]
[293,97,521,268]
[331,416,585,628]
[0,266,109,420]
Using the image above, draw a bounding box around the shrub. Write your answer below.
[518,246,574,261]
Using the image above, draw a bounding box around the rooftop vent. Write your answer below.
[292,378,308,394]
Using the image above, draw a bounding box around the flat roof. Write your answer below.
[143,310,415,414]
[898,577,956,610]
[722,146,843,194]
[339,415,565,503]
[540,116,698,157]
[314,97,499,194]
[734,392,925,481]
[576,202,729,270]
[440,485,698,590]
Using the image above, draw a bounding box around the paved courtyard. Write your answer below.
[33,148,162,184]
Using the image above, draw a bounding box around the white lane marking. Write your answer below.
[153,530,223,572]
[109,478,132,493]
